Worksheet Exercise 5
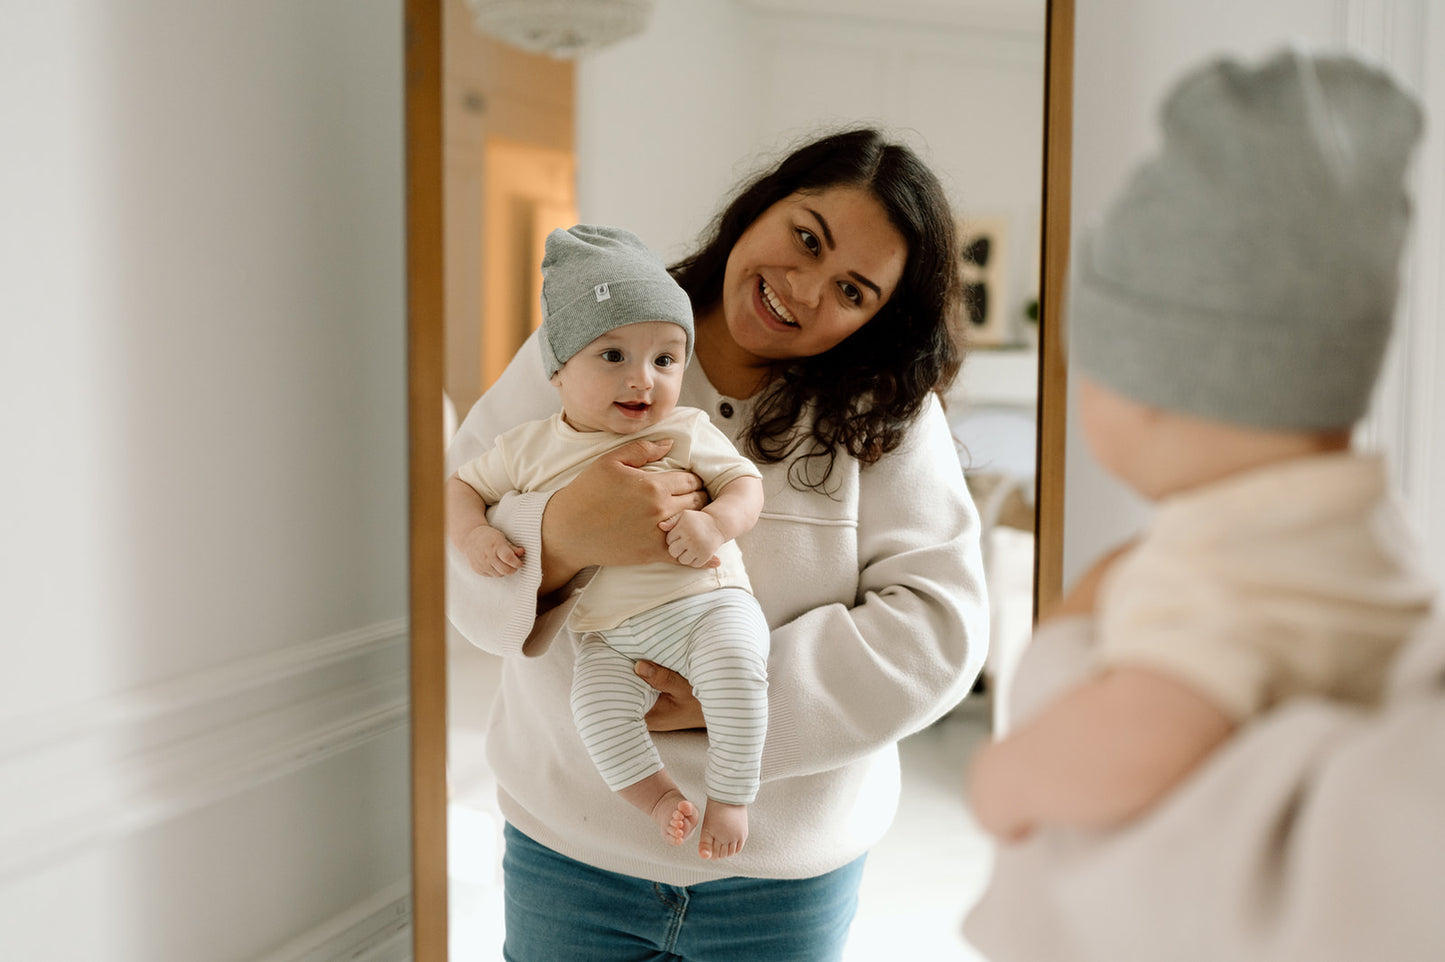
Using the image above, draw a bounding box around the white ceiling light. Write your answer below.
[465,0,657,59]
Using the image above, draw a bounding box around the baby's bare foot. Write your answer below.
[698,800,748,860]
[618,772,699,846]
[651,792,699,846]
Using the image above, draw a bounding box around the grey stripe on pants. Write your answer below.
[571,588,769,805]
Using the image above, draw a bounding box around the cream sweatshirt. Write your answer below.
[446,330,990,885]
[966,611,1445,962]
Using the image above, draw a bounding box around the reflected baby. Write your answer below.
[447,224,769,860]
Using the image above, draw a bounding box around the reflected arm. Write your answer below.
[445,332,563,657]
[968,666,1235,840]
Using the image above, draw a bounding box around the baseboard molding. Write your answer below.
[0,619,409,884]
[253,879,413,962]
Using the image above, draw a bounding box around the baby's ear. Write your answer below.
[549,371,563,388]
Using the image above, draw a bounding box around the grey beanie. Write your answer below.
[538,224,694,378]
[1071,48,1423,430]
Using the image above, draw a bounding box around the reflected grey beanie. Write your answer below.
[1072,48,1423,429]
[538,224,694,378]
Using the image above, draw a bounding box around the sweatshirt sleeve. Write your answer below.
[446,331,563,659]
[965,616,1445,962]
[758,395,991,780]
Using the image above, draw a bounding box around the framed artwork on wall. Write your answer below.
[958,214,1011,347]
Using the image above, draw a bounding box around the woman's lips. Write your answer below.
[756,277,799,330]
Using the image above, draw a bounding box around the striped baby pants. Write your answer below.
[571,587,769,805]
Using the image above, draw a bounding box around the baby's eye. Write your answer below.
[795,227,821,255]
[654,354,676,368]
[838,281,863,305]
[600,349,624,363]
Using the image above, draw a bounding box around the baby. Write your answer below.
[447,224,769,860]
[968,48,1435,841]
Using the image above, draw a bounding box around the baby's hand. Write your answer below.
[659,510,724,569]
[460,525,525,577]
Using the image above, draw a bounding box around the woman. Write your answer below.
[447,127,989,961]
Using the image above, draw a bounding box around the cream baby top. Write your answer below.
[456,406,761,632]
[1097,452,1436,720]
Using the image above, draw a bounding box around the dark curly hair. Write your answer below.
[670,127,965,492]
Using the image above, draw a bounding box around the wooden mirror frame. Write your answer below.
[404,0,1072,956]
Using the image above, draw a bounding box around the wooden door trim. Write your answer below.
[1035,0,1073,618]
[405,0,447,958]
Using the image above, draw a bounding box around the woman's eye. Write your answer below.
[795,227,821,255]
[601,349,624,362]
[839,282,862,305]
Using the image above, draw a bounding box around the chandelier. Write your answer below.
[465,0,658,58]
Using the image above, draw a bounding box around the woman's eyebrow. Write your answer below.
[804,207,836,249]
[850,272,882,300]
[805,207,883,300]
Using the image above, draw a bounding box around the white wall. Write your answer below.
[575,0,1046,338]
[1,3,412,959]
[1064,0,1445,587]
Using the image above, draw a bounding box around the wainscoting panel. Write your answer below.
[0,619,408,885]
[254,879,413,962]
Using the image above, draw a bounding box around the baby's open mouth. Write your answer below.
[760,278,799,327]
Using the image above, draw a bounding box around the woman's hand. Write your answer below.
[636,661,706,731]
[539,438,710,594]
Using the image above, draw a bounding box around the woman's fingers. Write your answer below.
[608,437,675,469]
[621,439,707,512]
[666,479,709,515]
[657,464,706,494]
[606,437,708,513]
[635,660,686,694]
[544,437,713,573]
[636,661,706,731]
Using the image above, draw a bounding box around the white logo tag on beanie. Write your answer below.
[594,283,611,302]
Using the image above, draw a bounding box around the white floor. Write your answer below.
[446,637,999,960]
[843,701,995,962]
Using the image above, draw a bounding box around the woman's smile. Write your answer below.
[758,277,800,328]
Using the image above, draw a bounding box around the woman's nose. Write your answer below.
[786,266,824,307]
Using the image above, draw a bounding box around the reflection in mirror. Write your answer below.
[434,0,1056,957]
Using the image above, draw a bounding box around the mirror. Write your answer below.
[407,0,1072,956]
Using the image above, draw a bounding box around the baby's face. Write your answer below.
[550,321,687,434]
[1077,374,1156,492]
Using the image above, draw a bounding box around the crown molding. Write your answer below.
[733,0,1046,37]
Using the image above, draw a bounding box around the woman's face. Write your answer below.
[719,185,908,364]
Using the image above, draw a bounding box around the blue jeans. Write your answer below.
[501,823,866,961]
